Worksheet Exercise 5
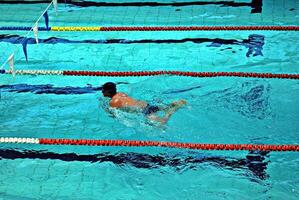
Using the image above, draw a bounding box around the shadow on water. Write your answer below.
[0,84,101,95]
[0,34,264,59]
[0,149,269,181]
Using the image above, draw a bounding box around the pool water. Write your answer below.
[0,0,299,199]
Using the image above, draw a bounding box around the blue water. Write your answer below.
[0,0,299,199]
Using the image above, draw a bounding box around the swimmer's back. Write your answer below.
[110,92,147,109]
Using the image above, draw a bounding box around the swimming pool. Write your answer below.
[0,0,299,199]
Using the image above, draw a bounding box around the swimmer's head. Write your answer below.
[102,82,117,98]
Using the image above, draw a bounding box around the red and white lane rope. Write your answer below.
[1,137,299,152]
[1,69,299,79]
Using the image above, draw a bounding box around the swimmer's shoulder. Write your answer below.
[109,92,128,108]
[110,97,121,108]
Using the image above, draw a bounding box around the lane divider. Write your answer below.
[1,69,299,79]
[0,26,299,31]
[0,137,298,152]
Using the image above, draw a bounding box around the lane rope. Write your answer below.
[1,69,299,79]
[0,137,298,152]
[0,26,299,31]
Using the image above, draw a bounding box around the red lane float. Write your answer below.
[62,71,299,79]
[38,138,299,152]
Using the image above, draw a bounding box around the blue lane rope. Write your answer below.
[0,26,50,31]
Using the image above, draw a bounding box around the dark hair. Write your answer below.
[102,82,117,96]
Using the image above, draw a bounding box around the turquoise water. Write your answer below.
[0,0,299,199]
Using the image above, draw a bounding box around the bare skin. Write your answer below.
[104,92,186,124]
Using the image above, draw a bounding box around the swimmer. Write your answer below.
[101,82,186,124]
